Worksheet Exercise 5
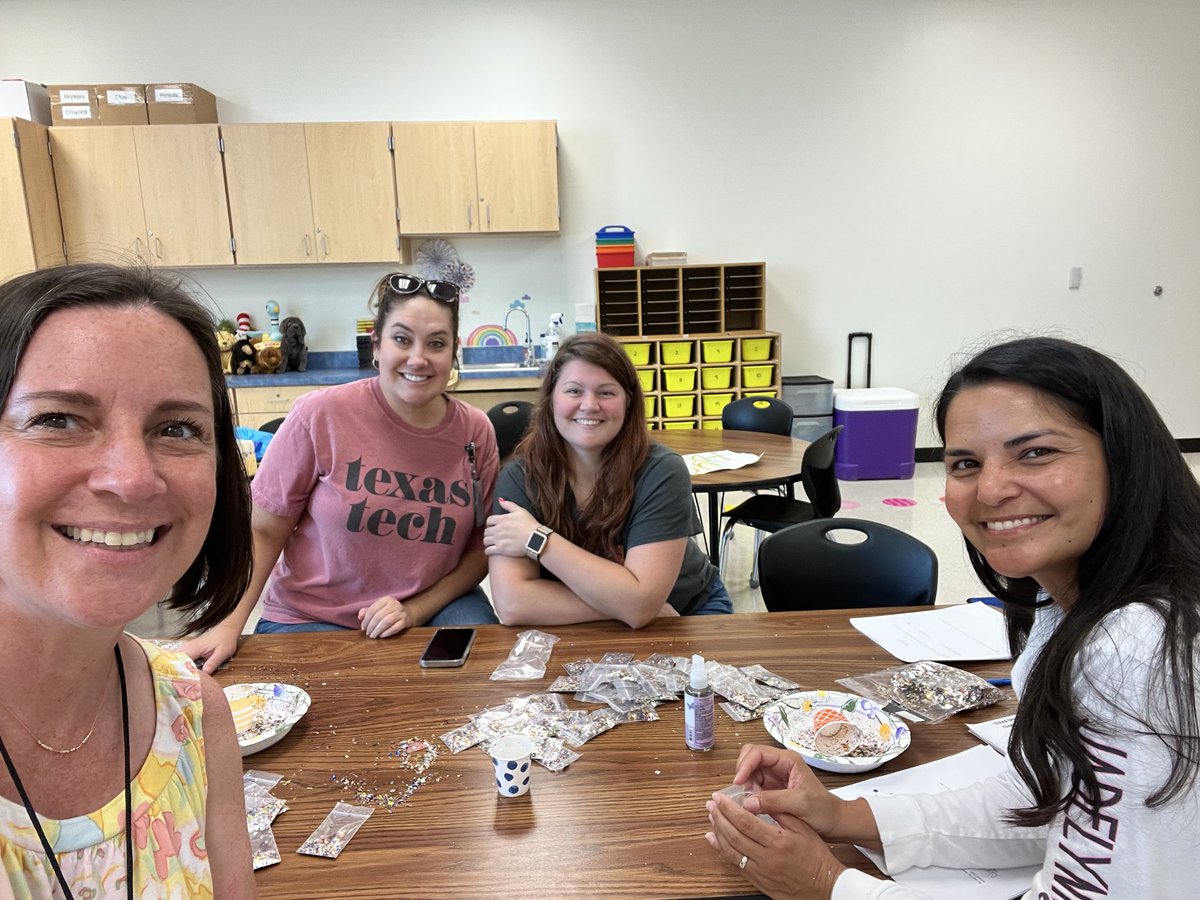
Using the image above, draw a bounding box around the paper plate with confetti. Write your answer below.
[761,690,910,774]
[224,683,311,756]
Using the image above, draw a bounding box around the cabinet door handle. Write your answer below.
[303,234,312,258]
[135,236,145,259]
[467,204,473,228]
[485,204,491,228]
[321,232,329,258]
[155,236,163,260]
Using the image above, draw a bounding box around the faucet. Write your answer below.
[504,296,534,367]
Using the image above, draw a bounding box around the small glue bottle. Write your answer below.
[684,653,715,751]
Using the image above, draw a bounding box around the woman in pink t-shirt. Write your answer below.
[185,273,499,673]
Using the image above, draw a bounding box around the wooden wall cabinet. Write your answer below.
[222,122,402,265]
[51,125,233,266]
[0,117,64,282]
[393,120,559,235]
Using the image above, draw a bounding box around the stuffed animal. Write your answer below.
[232,334,257,376]
[279,316,308,373]
[254,343,283,375]
[216,330,238,375]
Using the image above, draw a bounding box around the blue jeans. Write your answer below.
[254,587,499,633]
[687,575,734,616]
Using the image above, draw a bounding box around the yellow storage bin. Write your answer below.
[702,392,735,416]
[636,369,656,392]
[662,394,696,418]
[643,397,656,418]
[741,337,773,361]
[624,342,652,366]
[742,364,775,387]
[663,367,697,392]
[702,339,734,363]
[663,420,697,430]
[661,341,694,364]
[743,389,778,398]
[701,366,733,389]
[702,419,723,430]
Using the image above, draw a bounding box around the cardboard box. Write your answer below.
[0,79,51,124]
[49,84,147,126]
[146,83,217,124]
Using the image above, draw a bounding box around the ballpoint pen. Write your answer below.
[986,677,1012,687]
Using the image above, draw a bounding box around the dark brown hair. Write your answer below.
[368,272,461,353]
[516,333,649,561]
[0,263,253,634]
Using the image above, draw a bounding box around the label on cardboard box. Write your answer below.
[154,87,186,103]
[58,90,90,104]
[106,89,140,105]
[60,105,93,120]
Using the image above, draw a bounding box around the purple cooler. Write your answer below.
[833,387,919,480]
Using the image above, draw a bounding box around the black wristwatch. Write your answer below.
[525,525,553,561]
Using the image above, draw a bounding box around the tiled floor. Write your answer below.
[129,456,1200,637]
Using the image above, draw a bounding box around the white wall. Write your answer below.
[5,0,1198,441]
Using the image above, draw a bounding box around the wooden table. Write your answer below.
[655,430,810,564]
[219,610,1014,899]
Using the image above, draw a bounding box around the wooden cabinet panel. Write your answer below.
[392,122,478,235]
[0,118,65,282]
[475,121,559,233]
[222,124,316,264]
[305,122,399,263]
[51,127,147,264]
[134,124,233,267]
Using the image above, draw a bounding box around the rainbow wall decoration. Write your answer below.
[466,325,519,347]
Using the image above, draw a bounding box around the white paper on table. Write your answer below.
[681,450,762,476]
[850,602,1011,662]
[967,713,1016,755]
[833,745,1036,900]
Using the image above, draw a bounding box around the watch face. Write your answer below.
[527,531,548,556]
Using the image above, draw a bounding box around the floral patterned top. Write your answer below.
[0,638,213,899]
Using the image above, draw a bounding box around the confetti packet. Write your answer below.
[440,721,484,753]
[249,820,281,870]
[707,662,778,710]
[244,781,287,832]
[720,701,760,722]
[837,660,1004,724]
[599,651,635,664]
[739,665,801,691]
[297,802,373,859]
[641,653,689,673]
[562,658,593,676]
[547,675,580,692]
[533,738,581,772]
[244,769,284,792]
[490,630,560,681]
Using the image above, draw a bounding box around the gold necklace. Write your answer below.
[0,657,117,754]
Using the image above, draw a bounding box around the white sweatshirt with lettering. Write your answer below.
[833,601,1199,900]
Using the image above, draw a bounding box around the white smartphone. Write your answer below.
[419,628,477,668]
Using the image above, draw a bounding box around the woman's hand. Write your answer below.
[181,622,243,674]
[706,792,845,900]
[732,744,852,840]
[357,595,414,639]
[483,499,542,558]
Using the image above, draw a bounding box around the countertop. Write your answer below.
[226,352,543,390]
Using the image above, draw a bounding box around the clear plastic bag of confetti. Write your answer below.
[490,630,560,680]
[739,665,801,691]
[244,781,287,831]
[297,802,373,859]
[244,769,284,792]
[249,819,281,870]
[837,660,1003,724]
[440,721,484,753]
[707,661,779,710]
[720,701,761,722]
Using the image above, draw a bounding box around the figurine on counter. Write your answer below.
[279,316,308,372]
[232,334,257,375]
[215,329,238,375]
[236,311,252,333]
[253,343,283,374]
[265,300,282,341]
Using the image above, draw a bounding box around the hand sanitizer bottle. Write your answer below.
[685,653,715,751]
[543,313,564,360]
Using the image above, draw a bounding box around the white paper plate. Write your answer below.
[223,682,311,756]
[761,690,910,774]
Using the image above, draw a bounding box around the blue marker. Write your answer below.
[987,677,1012,687]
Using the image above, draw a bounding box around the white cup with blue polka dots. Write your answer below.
[490,734,534,797]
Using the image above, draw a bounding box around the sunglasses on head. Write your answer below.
[386,273,460,303]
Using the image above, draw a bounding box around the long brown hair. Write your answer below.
[515,333,648,561]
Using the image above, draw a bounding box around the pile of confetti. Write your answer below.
[329,738,443,810]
